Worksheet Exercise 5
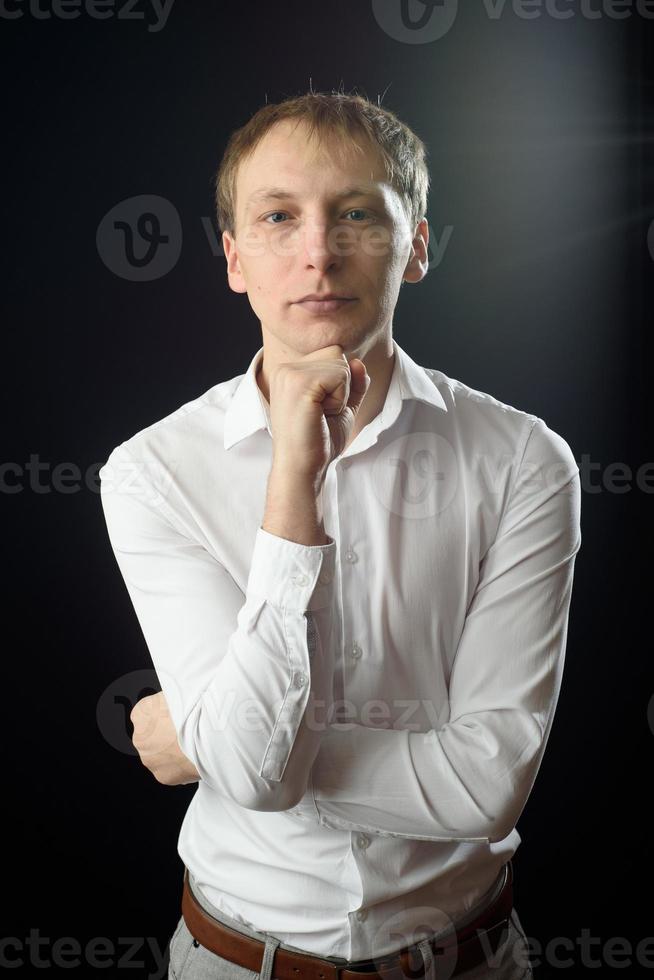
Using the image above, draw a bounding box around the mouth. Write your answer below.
[294,298,357,315]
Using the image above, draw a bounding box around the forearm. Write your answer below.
[181,531,336,809]
[262,464,329,546]
[102,448,337,811]
[132,469,334,790]
[292,433,581,841]
[292,715,543,843]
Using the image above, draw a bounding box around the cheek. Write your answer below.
[240,253,278,292]
[246,278,283,319]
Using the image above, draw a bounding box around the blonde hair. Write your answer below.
[213,86,430,236]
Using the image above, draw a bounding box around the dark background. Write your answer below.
[2,2,652,977]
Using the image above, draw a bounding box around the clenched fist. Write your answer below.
[130,692,200,786]
[267,345,370,481]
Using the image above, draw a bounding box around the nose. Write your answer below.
[300,220,343,275]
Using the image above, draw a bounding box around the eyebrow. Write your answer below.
[245,185,385,209]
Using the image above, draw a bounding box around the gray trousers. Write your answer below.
[168,869,534,980]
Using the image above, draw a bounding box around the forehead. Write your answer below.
[237,119,394,210]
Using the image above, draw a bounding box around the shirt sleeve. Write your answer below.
[290,417,582,843]
[99,443,336,813]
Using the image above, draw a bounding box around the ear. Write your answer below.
[222,231,248,294]
[402,217,430,285]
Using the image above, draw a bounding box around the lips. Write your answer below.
[296,293,354,302]
[295,298,356,314]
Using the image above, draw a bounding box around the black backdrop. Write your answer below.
[2,2,653,977]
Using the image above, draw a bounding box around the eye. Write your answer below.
[261,209,375,224]
[263,211,288,224]
[344,209,373,221]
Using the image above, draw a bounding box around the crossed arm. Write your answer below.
[106,419,582,840]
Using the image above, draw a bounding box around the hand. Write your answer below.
[130,692,200,786]
[268,345,370,481]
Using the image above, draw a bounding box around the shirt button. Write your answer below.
[344,549,358,564]
[318,566,333,585]
[294,672,307,688]
[340,459,350,470]
[355,909,368,922]
[351,643,362,660]
[292,574,309,587]
[357,834,370,850]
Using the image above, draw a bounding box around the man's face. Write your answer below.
[222,119,428,360]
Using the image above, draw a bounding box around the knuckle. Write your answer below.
[130,693,153,723]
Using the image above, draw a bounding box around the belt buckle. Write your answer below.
[373,946,432,980]
[334,941,442,980]
[332,952,397,979]
[315,953,370,980]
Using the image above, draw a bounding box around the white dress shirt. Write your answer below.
[99,338,581,960]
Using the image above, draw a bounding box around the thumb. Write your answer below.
[346,358,371,416]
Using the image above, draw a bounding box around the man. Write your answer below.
[100,90,581,980]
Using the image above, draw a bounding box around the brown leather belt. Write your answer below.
[181,861,514,980]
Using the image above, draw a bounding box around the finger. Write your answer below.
[322,377,350,415]
[300,345,346,362]
[345,359,371,415]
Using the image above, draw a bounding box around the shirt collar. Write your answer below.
[223,338,447,452]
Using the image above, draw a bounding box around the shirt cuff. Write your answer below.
[247,525,336,612]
